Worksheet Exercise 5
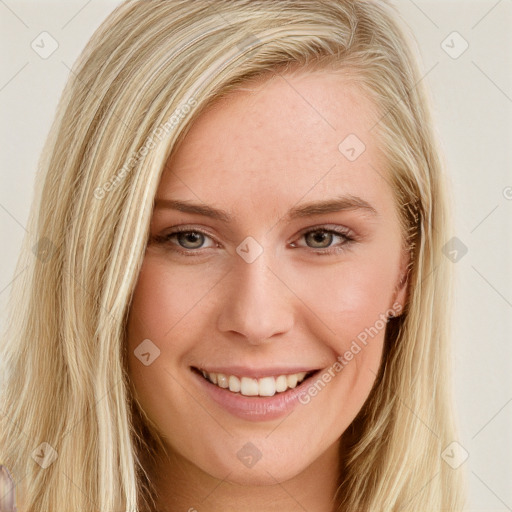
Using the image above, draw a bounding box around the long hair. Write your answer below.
[0,1,466,510]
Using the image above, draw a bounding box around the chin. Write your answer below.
[216,461,305,487]
[198,441,312,486]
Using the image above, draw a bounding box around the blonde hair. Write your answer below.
[0,0,466,510]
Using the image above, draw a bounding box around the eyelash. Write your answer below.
[152,225,356,257]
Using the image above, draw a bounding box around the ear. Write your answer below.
[393,271,409,314]
[391,247,411,316]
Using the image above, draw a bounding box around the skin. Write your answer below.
[126,69,409,512]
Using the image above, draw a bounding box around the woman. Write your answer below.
[0,0,466,510]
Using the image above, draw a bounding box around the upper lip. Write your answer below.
[192,365,322,379]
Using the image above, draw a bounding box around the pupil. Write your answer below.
[178,232,204,248]
[306,231,333,248]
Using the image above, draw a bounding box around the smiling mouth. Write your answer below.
[192,367,318,397]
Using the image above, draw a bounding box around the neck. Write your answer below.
[146,439,343,512]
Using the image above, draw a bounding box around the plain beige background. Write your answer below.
[1,1,511,510]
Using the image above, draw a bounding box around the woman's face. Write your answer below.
[127,70,408,486]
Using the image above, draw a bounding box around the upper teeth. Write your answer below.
[201,370,309,397]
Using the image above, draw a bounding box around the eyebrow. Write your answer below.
[153,195,378,222]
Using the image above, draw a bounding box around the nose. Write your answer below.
[216,255,295,345]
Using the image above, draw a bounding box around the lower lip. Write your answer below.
[191,369,320,422]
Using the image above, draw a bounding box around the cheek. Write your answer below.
[125,258,203,411]
[125,259,217,453]
[292,253,398,344]
[287,250,400,400]
[127,256,221,344]
[125,253,226,391]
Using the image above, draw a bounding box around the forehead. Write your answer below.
[158,70,389,214]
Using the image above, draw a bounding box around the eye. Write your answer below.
[290,226,354,253]
[304,230,335,248]
[175,231,207,249]
[152,227,218,252]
